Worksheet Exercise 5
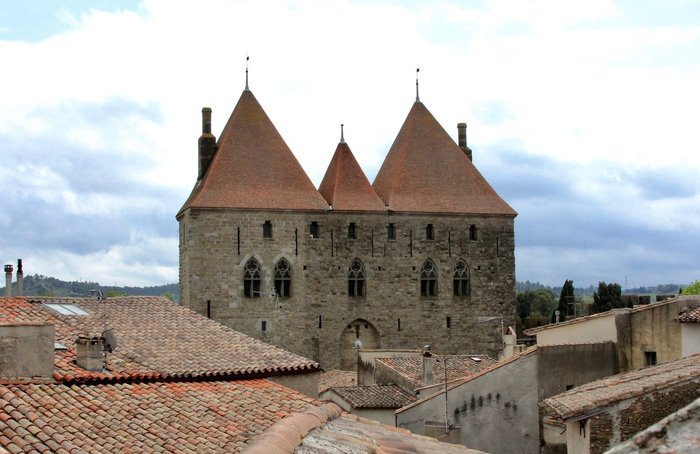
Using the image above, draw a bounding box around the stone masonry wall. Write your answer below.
[588,379,700,453]
[179,207,516,370]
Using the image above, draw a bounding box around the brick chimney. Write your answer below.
[458,123,473,161]
[422,345,434,385]
[16,259,23,297]
[76,336,104,372]
[4,264,12,297]
[198,107,217,180]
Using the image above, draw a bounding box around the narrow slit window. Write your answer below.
[387,223,396,240]
[426,224,434,240]
[469,224,478,241]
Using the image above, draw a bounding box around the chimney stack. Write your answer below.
[16,259,23,297]
[198,107,216,180]
[4,264,12,297]
[76,336,105,372]
[457,123,473,161]
[422,345,434,385]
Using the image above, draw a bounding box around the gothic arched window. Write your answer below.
[453,259,470,297]
[243,258,261,298]
[348,259,365,297]
[274,259,292,298]
[420,259,438,297]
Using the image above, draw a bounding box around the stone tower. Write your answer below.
[178,84,517,370]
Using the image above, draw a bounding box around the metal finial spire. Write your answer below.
[416,67,420,102]
[340,123,345,143]
[245,56,250,91]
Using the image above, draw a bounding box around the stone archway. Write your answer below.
[339,319,380,370]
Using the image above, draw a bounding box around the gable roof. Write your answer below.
[327,384,415,409]
[1,296,318,383]
[377,354,496,390]
[178,90,328,215]
[540,353,700,421]
[677,305,700,323]
[0,378,318,453]
[318,369,357,394]
[318,142,386,211]
[372,101,516,215]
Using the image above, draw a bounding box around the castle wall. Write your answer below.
[179,207,516,370]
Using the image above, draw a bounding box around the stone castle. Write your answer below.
[178,80,517,370]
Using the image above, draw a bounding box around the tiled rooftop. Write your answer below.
[372,101,516,215]
[328,384,415,409]
[179,89,329,214]
[318,370,356,394]
[318,142,386,211]
[541,353,700,421]
[244,403,483,454]
[0,378,317,453]
[377,354,496,390]
[677,305,700,323]
[1,296,318,383]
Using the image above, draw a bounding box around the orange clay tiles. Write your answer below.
[1,296,318,383]
[326,384,415,409]
[540,353,700,421]
[372,101,516,215]
[0,378,318,454]
[179,89,329,214]
[376,354,497,390]
[677,305,700,323]
[318,142,386,211]
[318,370,357,394]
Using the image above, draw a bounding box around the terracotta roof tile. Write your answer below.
[318,370,356,394]
[0,296,318,383]
[372,101,516,216]
[677,305,700,323]
[376,354,496,390]
[318,142,386,211]
[540,353,700,421]
[179,90,328,214]
[328,385,415,409]
[0,378,317,453]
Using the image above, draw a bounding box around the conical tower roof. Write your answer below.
[372,101,516,216]
[319,140,386,211]
[179,90,328,215]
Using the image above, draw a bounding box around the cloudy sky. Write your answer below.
[1,0,699,288]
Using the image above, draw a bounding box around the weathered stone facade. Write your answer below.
[178,87,517,370]
[179,208,515,369]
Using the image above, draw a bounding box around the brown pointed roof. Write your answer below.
[318,142,386,211]
[372,101,517,216]
[179,90,328,215]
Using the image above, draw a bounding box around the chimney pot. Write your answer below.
[16,259,23,297]
[202,107,212,134]
[4,265,13,297]
[422,345,434,385]
[198,107,216,180]
[75,336,105,372]
[457,123,473,161]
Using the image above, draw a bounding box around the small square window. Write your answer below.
[310,222,319,239]
[261,320,267,332]
[263,221,273,239]
[348,222,357,239]
[645,351,657,366]
[387,223,396,240]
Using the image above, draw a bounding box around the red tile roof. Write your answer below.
[1,297,318,383]
[327,384,415,409]
[540,353,700,421]
[376,354,496,390]
[178,90,328,215]
[318,370,356,394]
[677,305,700,323]
[245,402,481,454]
[372,101,517,215]
[318,142,386,211]
[0,378,318,453]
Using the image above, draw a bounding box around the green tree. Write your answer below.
[517,288,557,321]
[105,289,129,297]
[681,280,700,295]
[552,279,574,323]
[591,281,622,314]
[161,292,175,301]
[516,293,532,323]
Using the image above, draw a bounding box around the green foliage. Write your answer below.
[591,281,623,314]
[682,280,700,295]
[105,289,129,297]
[517,289,557,320]
[553,279,574,323]
[161,292,175,301]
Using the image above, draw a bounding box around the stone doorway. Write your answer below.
[339,319,380,370]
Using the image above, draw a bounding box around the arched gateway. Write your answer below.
[339,319,380,370]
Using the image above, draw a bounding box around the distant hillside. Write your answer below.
[1,274,179,302]
[516,280,683,297]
